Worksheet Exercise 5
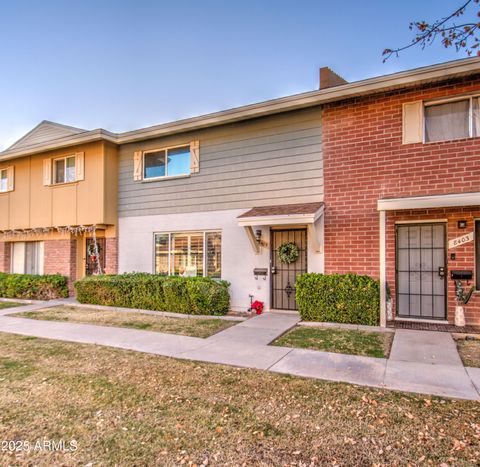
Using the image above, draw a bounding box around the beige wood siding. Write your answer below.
[0,141,118,230]
[118,107,323,217]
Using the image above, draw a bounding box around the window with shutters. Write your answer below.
[0,167,13,193]
[53,155,76,184]
[143,145,191,180]
[154,231,221,278]
[0,168,8,192]
[404,95,480,144]
[424,96,480,143]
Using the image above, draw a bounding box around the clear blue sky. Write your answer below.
[0,0,473,149]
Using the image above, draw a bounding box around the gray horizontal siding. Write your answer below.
[118,107,323,217]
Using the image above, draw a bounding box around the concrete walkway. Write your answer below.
[0,301,479,400]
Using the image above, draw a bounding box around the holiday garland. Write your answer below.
[278,242,300,264]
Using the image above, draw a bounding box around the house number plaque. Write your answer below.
[448,232,474,249]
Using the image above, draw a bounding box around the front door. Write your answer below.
[85,237,106,275]
[271,228,307,310]
[396,223,447,320]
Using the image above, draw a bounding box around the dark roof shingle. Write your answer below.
[237,202,324,218]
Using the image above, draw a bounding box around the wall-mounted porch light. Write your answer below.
[458,220,467,229]
[255,229,262,243]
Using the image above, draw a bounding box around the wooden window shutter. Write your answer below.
[75,152,85,181]
[133,151,143,181]
[43,159,52,186]
[190,140,200,174]
[6,166,14,192]
[402,101,423,144]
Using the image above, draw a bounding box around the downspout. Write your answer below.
[379,210,387,327]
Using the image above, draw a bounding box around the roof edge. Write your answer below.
[0,129,117,161]
[2,56,480,161]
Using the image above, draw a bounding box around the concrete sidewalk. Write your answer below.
[0,301,478,400]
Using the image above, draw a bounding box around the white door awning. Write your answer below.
[378,192,480,211]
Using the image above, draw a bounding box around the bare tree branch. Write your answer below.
[383,0,480,61]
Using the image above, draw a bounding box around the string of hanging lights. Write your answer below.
[1,224,104,275]
[1,224,99,239]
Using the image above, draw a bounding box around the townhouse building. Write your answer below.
[1,57,479,325]
[0,123,118,290]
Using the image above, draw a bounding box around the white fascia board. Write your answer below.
[237,205,324,227]
[377,192,480,211]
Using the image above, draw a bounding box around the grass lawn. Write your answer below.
[13,305,235,338]
[456,337,480,368]
[0,301,23,310]
[0,333,479,466]
[273,326,394,358]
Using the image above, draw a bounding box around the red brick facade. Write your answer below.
[0,241,11,273]
[104,237,118,275]
[0,236,118,295]
[44,239,78,292]
[323,75,480,325]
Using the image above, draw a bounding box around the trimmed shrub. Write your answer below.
[74,273,230,315]
[186,278,231,315]
[0,272,69,300]
[296,273,380,326]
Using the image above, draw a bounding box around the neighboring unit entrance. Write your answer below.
[396,223,447,320]
[271,228,307,310]
[85,237,106,276]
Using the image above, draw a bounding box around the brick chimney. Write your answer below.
[319,67,348,89]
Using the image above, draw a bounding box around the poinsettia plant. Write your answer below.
[251,300,264,314]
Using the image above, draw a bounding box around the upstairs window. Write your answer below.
[424,96,480,143]
[143,145,191,180]
[43,152,84,186]
[0,167,14,193]
[53,156,76,184]
[0,169,8,192]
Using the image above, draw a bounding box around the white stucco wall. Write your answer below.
[118,209,324,312]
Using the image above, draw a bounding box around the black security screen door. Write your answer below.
[271,229,307,310]
[396,223,447,320]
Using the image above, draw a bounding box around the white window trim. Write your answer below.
[10,241,44,275]
[142,173,191,183]
[153,230,222,278]
[0,168,8,193]
[143,144,191,181]
[423,93,480,143]
[52,155,76,185]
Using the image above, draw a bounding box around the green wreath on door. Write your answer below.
[277,242,300,264]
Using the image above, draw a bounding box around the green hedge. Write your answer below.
[0,272,69,300]
[74,273,230,315]
[296,273,380,325]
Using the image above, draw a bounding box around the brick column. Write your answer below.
[44,239,77,294]
[0,242,11,273]
[104,237,118,274]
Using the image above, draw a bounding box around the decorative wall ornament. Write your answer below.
[278,241,300,264]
